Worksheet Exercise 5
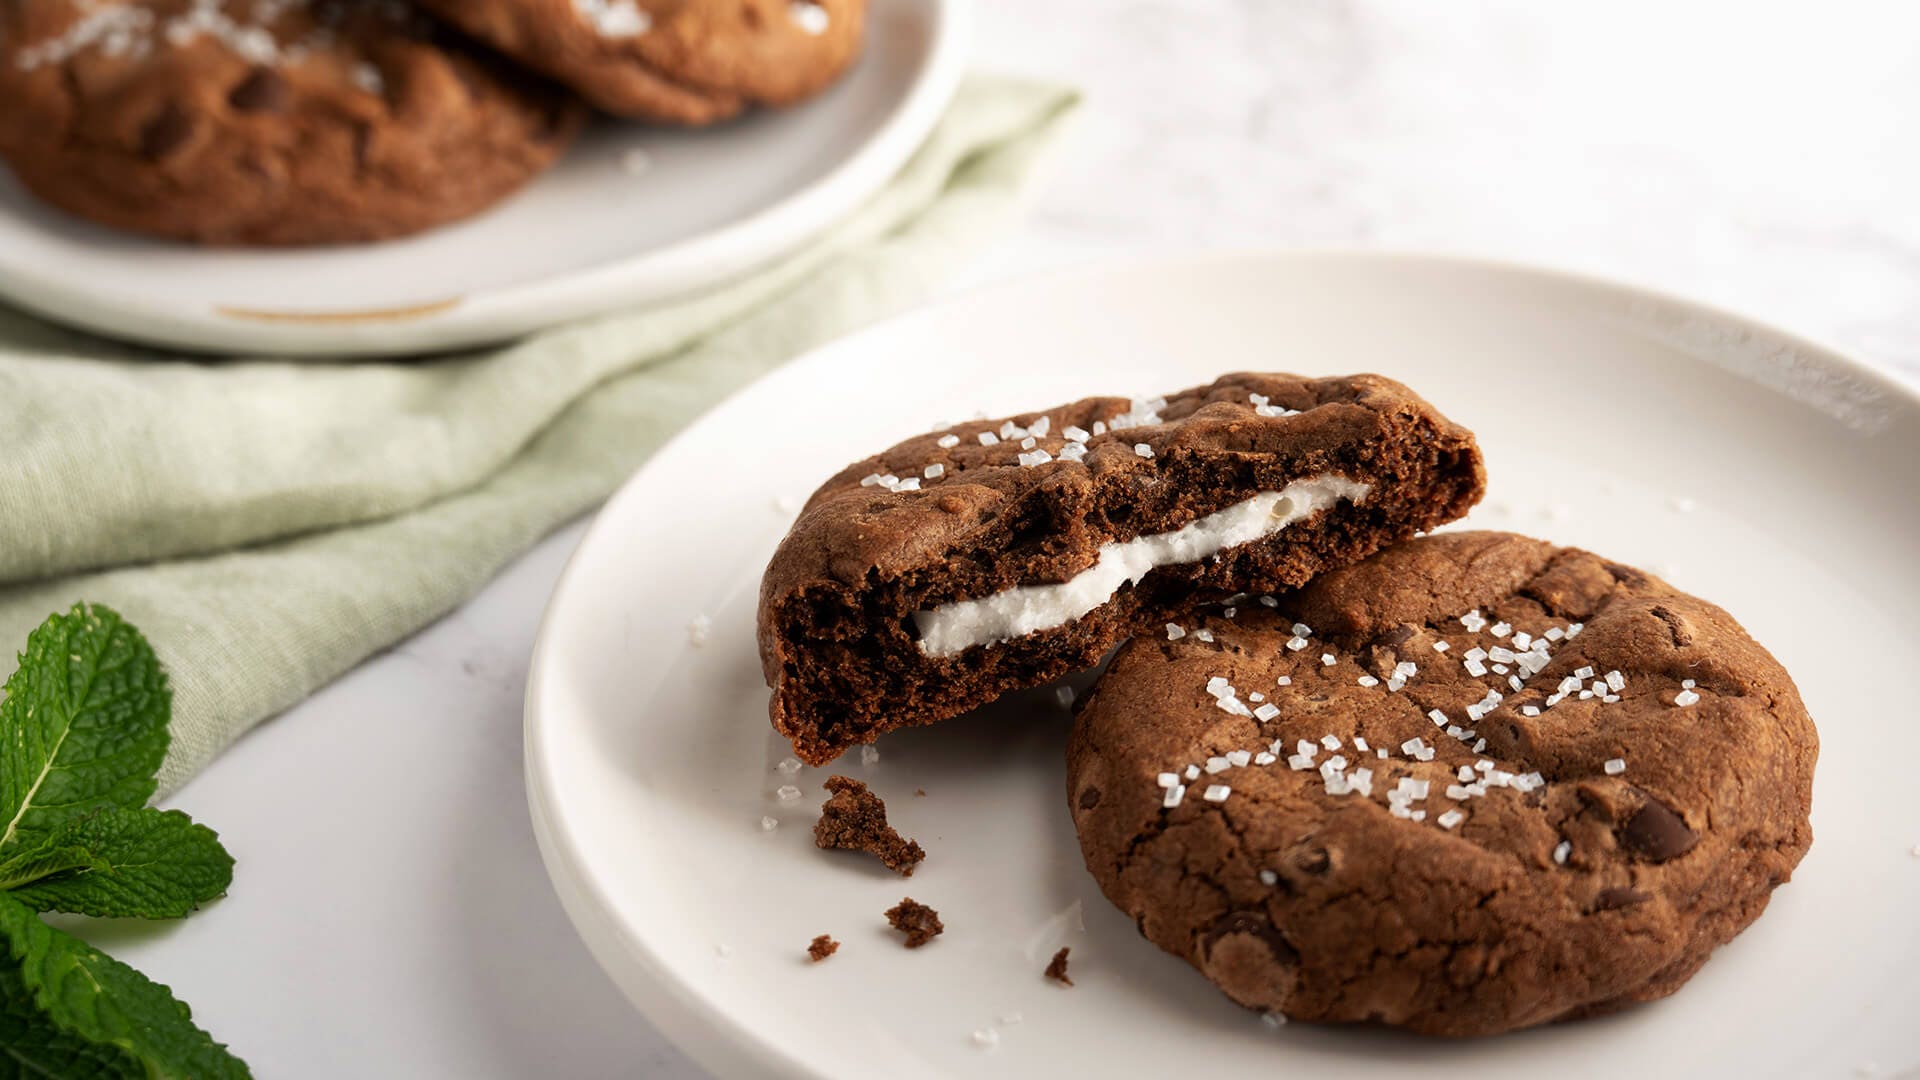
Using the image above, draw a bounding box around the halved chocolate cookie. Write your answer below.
[1067,531,1816,1036]
[0,0,584,246]
[758,373,1486,765]
[412,0,866,124]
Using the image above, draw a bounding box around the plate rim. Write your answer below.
[0,0,968,359]
[522,250,1920,1080]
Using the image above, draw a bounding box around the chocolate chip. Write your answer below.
[228,67,291,112]
[1077,785,1101,811]
[1202,911,1300,965]
[1292,846,1331,875]
[1593,886,1650,911]
[138,104,195,160]
[1618,798,1698,862]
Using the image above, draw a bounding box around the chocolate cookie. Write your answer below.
[1067,531,1816,1037]
[0,0,584,245]
[411,0,865,124]
[759,373,1486,765]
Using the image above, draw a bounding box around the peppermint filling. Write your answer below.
[912,475,1371,657]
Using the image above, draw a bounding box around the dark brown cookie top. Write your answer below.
[765,372,1480,606]
[1068,531,1816,1036]
[412,0,865,123]
[0,0,583,245]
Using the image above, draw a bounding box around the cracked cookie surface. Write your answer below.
[412,0,865,123]
[1067,531,1816,1037]
[0,0,583,245]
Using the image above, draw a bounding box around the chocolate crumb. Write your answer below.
[814,776,924,875]
[807,934,839,962]
[1044,946,1073,986]
[885,897,943,948]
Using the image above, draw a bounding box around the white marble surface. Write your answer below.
[113,1,1919,1076]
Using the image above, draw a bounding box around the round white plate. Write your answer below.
[0,0,964,358]
[525,254,1920,1080]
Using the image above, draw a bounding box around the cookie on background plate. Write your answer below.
[413,0,866,124]
[1067,531,1816,1037]
[0,0,585,246]
[758,373,1487,765]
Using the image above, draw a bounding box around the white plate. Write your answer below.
[0,0,964,358]
[525,254,1920,1080]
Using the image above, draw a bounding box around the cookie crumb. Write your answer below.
[815,777,924,875]
[914,788,927,797]
[807,934,839,962]
[1044,947,1073,986]
[885,897,943,947]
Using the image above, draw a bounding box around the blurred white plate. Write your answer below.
[0,0,964,358]
[525,254,1920,1079]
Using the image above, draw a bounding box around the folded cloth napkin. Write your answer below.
[0,75,1080,795]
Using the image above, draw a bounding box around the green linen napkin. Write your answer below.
[0,76,1080,795]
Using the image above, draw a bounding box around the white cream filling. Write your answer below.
[912,474,1371,657]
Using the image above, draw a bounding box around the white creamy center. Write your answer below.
[912,474,1371,657]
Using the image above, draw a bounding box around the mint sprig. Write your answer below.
[0,604,248,1077]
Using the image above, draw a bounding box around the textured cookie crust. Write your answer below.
[412,0,865,123]
[0,0,583,246]
[1067,531,1816,1037]
[759,373,1486,765]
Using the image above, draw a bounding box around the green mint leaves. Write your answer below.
[7,808,234,919]
[0,961,144,1080]
[0,603,170,851]
[0,897,246,1079]
[0,604,248,1077]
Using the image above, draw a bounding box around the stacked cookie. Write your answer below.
[758,372,1817,1037]
[0,0,866,245]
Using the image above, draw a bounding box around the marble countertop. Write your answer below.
[117,1,1919,1076]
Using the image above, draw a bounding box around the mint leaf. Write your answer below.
[0,961,143,1079]
[0,605,169,853]
[7,809,233,919]
[0,842,104,893]
[0,897,249,1079]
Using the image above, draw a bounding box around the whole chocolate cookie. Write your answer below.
[0,0,584,246]
[1067,531,1816,1037]
[759,373,1486,765]
[411,0,866,124]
